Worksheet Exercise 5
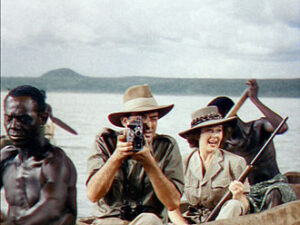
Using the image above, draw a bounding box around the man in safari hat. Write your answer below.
[85,84,184,225]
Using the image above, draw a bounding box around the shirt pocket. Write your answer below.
[211,176,231,189]
[184,177,201,206]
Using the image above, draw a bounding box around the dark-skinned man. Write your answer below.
[0,85,77,225]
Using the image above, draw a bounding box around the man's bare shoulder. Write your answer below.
[0,145,18,163]
[43,145,77,174]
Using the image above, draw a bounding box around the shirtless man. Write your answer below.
[207,79,296,212]
[0,85,77,225]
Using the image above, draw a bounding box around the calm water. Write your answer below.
[1,92,300,217]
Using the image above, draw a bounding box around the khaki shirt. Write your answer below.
[86,128,184,222]
[184,148,250,210]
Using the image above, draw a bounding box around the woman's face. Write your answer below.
[199,124,223,154]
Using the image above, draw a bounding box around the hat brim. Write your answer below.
[179,116,237,139]
[108,104,174,127]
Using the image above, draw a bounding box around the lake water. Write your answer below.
[1,92,300,217]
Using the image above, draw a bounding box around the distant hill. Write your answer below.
[41,68,85,80]
[1,68,300,97]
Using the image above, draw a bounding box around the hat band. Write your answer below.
[123,97,158,111]
[191,113,222,127]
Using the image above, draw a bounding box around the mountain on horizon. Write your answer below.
[40,68,85,80]
[1,68,300,97]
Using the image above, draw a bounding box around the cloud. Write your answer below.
[2,0,300,78]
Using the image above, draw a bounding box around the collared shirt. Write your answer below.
[86,128,184,223]
[184,148,250,210]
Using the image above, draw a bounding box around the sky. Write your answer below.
[1,0,300,78]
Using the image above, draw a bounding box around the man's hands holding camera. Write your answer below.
[112,132,134,162]
[113,127,153,165]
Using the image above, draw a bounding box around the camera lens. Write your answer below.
[135,127,142,137]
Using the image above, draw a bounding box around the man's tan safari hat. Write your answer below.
[179,106,236,138]
[108,84,174,127]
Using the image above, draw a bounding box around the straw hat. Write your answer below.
[108,84,174,127]
[179,106,236,138]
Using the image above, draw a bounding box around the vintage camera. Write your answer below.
[120,202,152,221]
[126,116,144,152]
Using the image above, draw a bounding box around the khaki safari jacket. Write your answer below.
[184,148,250,210]
[86,128,184,223]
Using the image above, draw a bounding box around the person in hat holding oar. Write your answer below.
[207,79,296,213]
[85,84,184,225]
[179,106,250,224]
[0,85,77,225]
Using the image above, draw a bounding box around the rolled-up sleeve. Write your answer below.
[162,137,185,195]
[86,129,116,185]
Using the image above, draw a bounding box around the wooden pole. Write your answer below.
[225,88,249,118]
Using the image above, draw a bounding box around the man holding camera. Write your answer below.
[86,84,184,225]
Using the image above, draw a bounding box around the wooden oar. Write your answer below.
[49,116,78,135]
[225,88,249,118]
[47,104,78,135]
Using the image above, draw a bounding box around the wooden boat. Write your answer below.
[190,171,300,225]
[76,201,300,225]
[203,199,300,225]
[284,171,300,199]
[76,172,300,224]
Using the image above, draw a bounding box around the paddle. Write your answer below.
[49,116,78,135]
[47,104,78,135]
[225,87,249,118]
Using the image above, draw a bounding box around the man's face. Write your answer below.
[124,111,159,143]
[4,96,45,147]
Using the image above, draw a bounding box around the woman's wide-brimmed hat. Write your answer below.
[179,106,236,139]
[108,84,174,127]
